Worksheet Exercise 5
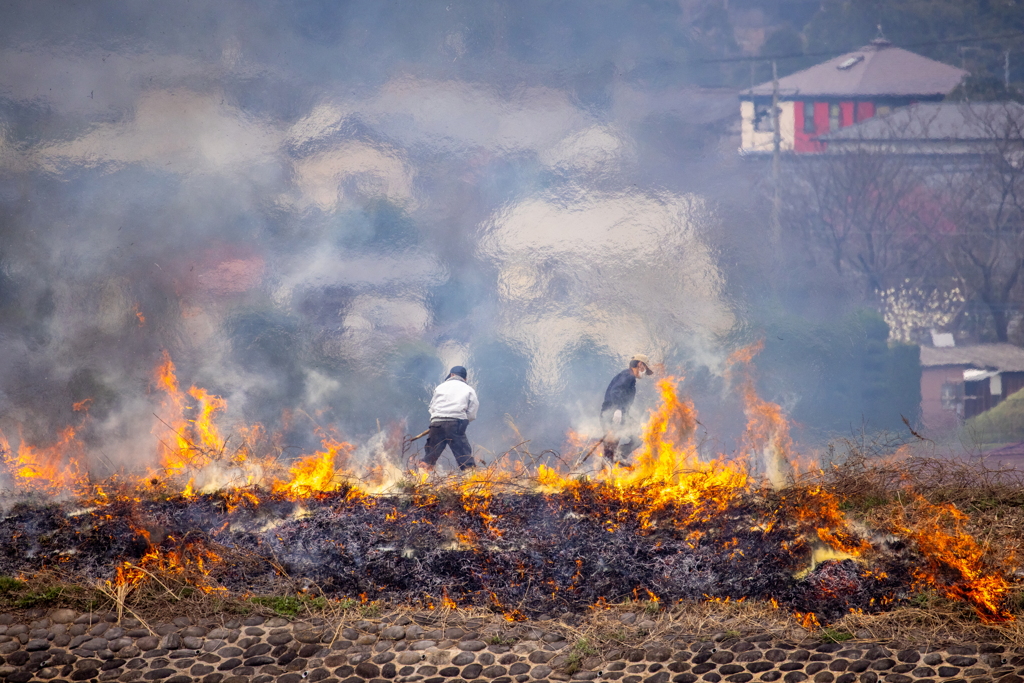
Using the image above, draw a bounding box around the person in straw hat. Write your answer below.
[599,354,653,466]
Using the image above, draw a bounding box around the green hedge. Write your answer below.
[963,387,1024,446]
[758,309,922,438]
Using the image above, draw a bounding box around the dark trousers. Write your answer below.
[600,409,639,464]
[422,419,475,470]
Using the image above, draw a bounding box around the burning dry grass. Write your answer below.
[0,434,1017,637]
[784,446,1024,630]
[0,458,1016,642]
[0,351,1021,645]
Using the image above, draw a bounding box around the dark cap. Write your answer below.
[449,366,468,379]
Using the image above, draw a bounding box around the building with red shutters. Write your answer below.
[739,38,968,155]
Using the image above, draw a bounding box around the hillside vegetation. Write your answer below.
[964,388,1024,446]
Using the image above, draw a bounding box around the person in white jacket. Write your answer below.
[418,366,479,471]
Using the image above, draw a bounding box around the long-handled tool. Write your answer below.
[572,437,605,470]
[406,428,429,443]
[404,429,431,472]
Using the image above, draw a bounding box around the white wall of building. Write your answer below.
[740,100,794,153]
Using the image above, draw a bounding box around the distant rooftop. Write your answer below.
[741,39,968,99]
[920,344,1024,373]
[820,101,1024,142]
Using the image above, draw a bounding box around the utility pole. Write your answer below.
[771,60,782,247]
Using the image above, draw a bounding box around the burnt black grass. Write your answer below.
[0,449,1019,634]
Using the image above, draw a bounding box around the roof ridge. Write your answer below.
[743,42,967,98]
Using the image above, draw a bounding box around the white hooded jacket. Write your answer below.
[429,377,479,423]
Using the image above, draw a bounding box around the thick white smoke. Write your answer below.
[0,2,743,475]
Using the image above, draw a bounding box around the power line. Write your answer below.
[693,30,1024,65]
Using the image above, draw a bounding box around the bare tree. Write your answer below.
[781,150,938,297]
[783,102,1024,342]
[938,103,1024,343]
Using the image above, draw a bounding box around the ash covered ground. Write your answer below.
[0,486,917,622]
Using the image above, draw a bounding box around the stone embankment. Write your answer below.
[0,608,1018,683]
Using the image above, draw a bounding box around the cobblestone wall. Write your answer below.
[0,609,1018,683]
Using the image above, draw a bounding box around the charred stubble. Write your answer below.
[0,486,917,622]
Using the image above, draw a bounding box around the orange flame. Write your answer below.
[271,436,354,498]
[729,341,792,489]
[114,535,225,594]
[540,378,748,530]
[795,611,821,629]
[563,429,590,454]
[890,496,1013,622]
[460,469,504,537]
[0,426,88,494]
[153,351,236,485]
[790,486,871,557]
[132,302,146,327]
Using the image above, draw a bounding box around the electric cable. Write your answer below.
[693,29,1024,65]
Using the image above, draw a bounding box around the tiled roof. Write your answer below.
[920,344,1024,372]
[820,101,1024,141]
[742,39,967,99]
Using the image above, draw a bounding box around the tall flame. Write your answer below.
[729,341,793,489]
[540,378,748,530]
[153,351,229,479]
